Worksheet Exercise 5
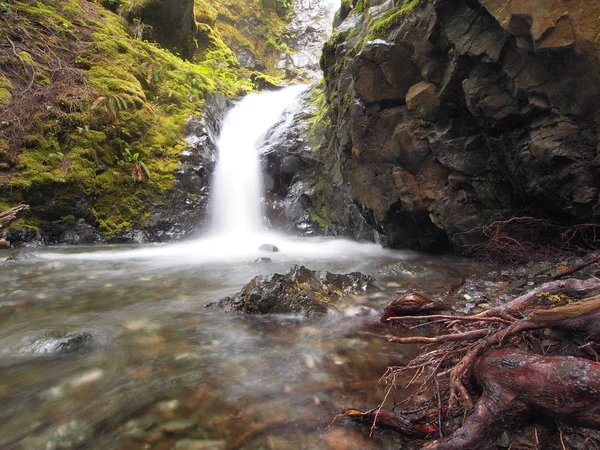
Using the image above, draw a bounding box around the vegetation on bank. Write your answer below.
[0,0,295,238]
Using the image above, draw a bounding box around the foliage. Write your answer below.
[123,147,150,182]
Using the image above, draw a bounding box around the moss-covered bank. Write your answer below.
[0,0,295,243]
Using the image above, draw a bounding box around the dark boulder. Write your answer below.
[208,264,377,315]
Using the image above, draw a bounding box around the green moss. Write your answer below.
[368,0,423,39]
[0,76,12,105]
[353,0,371,15]
[0,0,298,238]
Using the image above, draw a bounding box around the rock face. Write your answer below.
[209,264,376,314]
[321,0,600,251]
[277,0,341,78]
[261,86,375,239]
[142,95,229,242]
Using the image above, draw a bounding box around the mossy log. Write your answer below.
[0,204,29,230]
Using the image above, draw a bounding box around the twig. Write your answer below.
[390,329,490,345]
[553,254,600,279]
[388,315,514,325]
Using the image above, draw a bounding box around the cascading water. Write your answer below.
[209,85,309,235]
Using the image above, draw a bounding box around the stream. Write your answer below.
[0,243,488,450]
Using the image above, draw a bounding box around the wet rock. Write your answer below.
[209,264,377,315]
[53,332,94,354]
[175,439,226,450]
[0,238,10,249]
[254,257,273,264]
[30,331,95,356]
[259,243,279,252]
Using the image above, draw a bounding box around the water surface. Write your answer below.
[0,238,487,450]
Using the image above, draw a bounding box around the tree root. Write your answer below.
[334,408,437,439]
[340,277,600,448]
[424,348,600,450]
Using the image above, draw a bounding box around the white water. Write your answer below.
[209,84,309,234]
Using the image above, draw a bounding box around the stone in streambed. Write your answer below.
[207,264,377,315]
[160,419,196,435]
[258,243,279,252]
[175,440,226,450]
[254,257,272,264]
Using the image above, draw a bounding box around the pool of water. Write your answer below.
[0,235,488,450]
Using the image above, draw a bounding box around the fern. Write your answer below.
[91,94,129,122]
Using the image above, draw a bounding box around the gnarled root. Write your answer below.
[424,348,600,450]
[339,408,437,439]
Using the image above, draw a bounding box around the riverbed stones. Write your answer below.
[208,264,377,315]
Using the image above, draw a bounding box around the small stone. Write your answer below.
[160,419,196,435]
[175,439,227,450]
[156,399,180,415]
[258,243,279,252]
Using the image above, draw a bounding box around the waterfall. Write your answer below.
[209,85,309,235]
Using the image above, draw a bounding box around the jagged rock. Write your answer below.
[406,82,442,121]
[208,264,377,315]
[321,0,600,251]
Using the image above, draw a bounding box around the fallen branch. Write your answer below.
[0,204,29,230]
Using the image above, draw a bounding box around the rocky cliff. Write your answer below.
[320,0,600,252]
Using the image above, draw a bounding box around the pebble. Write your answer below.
[160,419,196,435]
[175,439,226,450]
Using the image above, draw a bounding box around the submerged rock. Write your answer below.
[377,262,429,277]
[208,264,377,315]
[254,257,273,264]
[29,331,95,356]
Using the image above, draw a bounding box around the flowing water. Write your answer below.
[0,61,491,450]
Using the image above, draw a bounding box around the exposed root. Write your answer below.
[340,277,600,447]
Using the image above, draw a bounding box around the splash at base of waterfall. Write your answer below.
[39,231,405,265]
